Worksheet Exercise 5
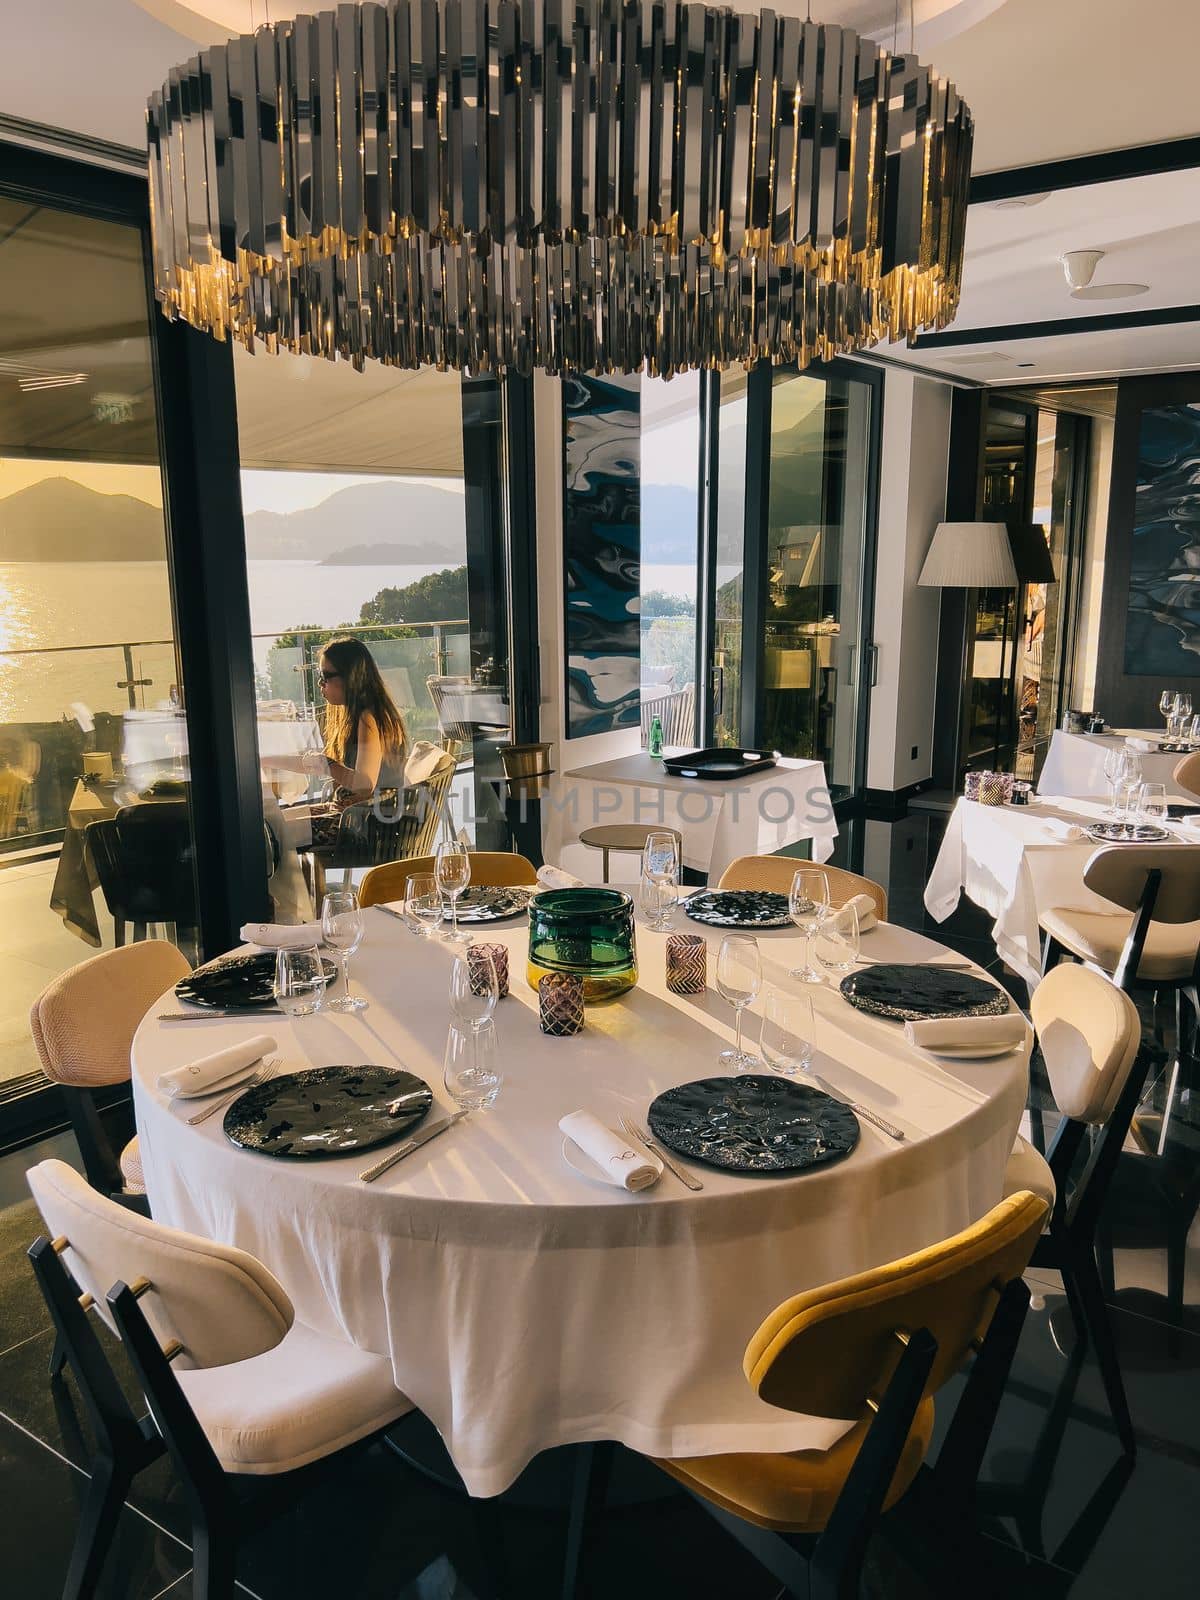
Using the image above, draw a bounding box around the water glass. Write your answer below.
[760,987,815,1076]
[639,870,676,931]
[716,934,762,1071]
[404,872,443,938]
[814,902,861,975]
[449,950,498,1032]
[443,1020,503,1109]
[435,840,472,944]
[272,946,327,1017]
[788,867,830,983]
[1190,714,1200,749]
[321,889,367,1012]
[1139,782,1167,825]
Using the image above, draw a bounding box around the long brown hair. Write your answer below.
[318,636,408,765]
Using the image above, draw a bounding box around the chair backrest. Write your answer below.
[30,940,191,1089]
[327,750,457,867]
[718,855,888,919]
[744,1191,1047,1420]
[359,849,539,906]
[1173,751,1200,801]
[87,802,197,926]
[641,683,697,747]
[426,676,472,746]
[1083,844,1200,922]
[1030,964,1142,1125]
[27,1159,293,1369]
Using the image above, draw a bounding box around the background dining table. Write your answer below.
[132,899,1029,1498]
[1037,728,1188,801]
[924,792,1200,987]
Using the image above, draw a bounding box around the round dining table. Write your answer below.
[131,898,1030,1498]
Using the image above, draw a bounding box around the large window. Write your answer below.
[0,195,198,1088]
[640,372,701,746]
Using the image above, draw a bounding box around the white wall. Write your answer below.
[1072,414,1114,713]
[865,371,953,792]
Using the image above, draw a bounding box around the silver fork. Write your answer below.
[185,1058,279,1125]
[619,1114,703,1191]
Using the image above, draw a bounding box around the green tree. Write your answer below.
[360,566,468,624]
[263,622,417,703]
[640,588,692,618]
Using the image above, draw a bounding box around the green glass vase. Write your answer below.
[526,888,638,1002]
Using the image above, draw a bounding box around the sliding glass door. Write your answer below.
[712,362,878,802]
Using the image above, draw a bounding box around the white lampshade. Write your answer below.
[918,522,1019,588]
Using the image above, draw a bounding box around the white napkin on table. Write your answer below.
[1041,819,1085,842]
[156,1036,277,1099]
[1127,738,1155,753]
[903,1014,1028,1057]
[842,892,878,933]
[559,1111,661,1191]
[240,921,323,950]
[538,865,586,890]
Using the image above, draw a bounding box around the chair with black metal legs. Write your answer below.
[1002,963,1151,1456]
[577,1191,1047,1600]
[26,1159,416,1600]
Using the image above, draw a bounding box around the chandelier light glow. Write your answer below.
[146,1,974,377]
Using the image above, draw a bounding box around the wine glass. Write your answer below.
[449,950,499,1033]
[814,902,861,976]
[716,934,762,1071]
[1189,714,1200,750]
[760,987,815,1076]
[404,872,443,938]
[321,889,366,1012]
[641,831,680,931]
[436,840,472,945]
[272,945,327,1017]
[443,1020,503,1109]
[1103,746,1129,816]
[788,867,829,983]
[1160,689,1176,737]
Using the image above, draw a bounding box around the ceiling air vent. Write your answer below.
[941,352,1015,366]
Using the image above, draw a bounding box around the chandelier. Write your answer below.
[146,2,973,378]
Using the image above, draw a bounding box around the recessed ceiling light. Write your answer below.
[1070,283,1150,300]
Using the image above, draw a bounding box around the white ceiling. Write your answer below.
[1,0,1197,390]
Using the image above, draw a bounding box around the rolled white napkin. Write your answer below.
[559,1111,661,1191]
[903,1014,1028,1057]
[842,892,878,933]
[404,739,451,784]
[240,921,324,950]
[157,1035,277,1099]
[537,865,586,890]
[1041,819,1084,841]
[1127,738,1155,753]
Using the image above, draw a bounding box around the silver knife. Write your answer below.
[810,1073,906,1142]
[359,1111,467,1182]
[159,1009,282,1020]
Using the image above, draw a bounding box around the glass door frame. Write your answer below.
[699,356,883,809]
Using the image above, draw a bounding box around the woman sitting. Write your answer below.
[308,636,408,806]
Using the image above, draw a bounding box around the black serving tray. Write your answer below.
[662,747,778,780]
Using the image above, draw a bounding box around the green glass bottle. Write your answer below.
[648,714,664,760]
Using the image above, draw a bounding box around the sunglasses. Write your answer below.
[317,670,342,684]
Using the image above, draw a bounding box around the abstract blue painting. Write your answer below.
[1124,402,1200,676]
[562,374,641,737]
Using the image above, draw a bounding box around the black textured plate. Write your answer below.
[1084,822,1171,844]
[647,1075,859,1173]
[175,950,337,1010]
[453,886,532,923]
[223,1066,432,1159]
[684,890,791,929]
[840,964,1009,1022]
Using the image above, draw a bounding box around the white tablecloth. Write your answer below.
[922,794,1197,987]
[543,751,838,882]
[132,907,1026,1497]
[1037,729,1185,800]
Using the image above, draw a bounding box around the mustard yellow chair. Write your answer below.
[359,849,539,907]
[1173,750,1200,801]
[644,1192,1047,1599]
[718,855,888,922]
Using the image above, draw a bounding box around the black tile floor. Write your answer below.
[1,814,1197,1598]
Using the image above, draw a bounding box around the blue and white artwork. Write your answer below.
[562,374,641,737]
[1124,402,1200,675]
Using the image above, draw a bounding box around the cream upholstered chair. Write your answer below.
[30,941,191,1202]
[1003,965,1146,1456]
[718,855,888,921]
[27,1160,412,1600]
[1173,750,1200,801]
[602,1193,1046,1600]
[359,849,538,906]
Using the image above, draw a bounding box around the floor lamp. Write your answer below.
[919,521,1019,773]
